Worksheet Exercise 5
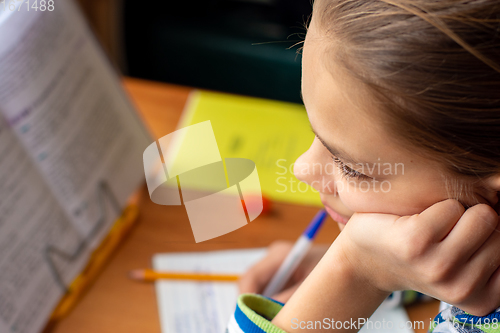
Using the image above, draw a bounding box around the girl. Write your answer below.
[229,0,500,332]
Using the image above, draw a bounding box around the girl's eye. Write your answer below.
[332,156,371,180]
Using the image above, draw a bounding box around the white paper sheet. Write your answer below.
[153,249,267,333]
[153,249,415,333]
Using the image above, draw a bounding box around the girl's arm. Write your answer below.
[273,200,500,332]
[272,238,389,332]
[230,200,500,333]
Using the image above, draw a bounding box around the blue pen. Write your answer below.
[263,210,328,297]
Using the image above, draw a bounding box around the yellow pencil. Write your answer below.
[128,269,240,282]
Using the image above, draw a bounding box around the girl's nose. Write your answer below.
[294,137,337,194]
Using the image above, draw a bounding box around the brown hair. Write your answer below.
[314,0,500,184]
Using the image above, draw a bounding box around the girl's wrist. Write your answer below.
[327,237,391,301]
[271,240,390,332]
[334,222,404,295]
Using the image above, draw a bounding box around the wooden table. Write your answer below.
[49,77,439,333]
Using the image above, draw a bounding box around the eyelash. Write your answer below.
[331,156,371,180]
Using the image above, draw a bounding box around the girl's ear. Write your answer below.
[484,174,500,191]
[482,174,500,213]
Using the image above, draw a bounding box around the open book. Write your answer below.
[0,2,150,333]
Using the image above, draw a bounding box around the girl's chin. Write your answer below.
[337,222,346,231]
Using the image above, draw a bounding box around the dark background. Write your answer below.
[123,0,312,103]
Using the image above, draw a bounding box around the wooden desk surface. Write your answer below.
[50,77,439,333]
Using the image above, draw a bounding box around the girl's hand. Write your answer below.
[341,199,500,316]
[238,241,329,303]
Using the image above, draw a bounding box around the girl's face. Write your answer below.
[296,17,493,231]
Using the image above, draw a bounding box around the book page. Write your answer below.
[0,2,151,332]
[0,117,87,333]
[0,1,150,241]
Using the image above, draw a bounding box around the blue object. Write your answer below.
[303,210,328,240]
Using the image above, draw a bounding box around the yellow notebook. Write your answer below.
[178,90,322,207]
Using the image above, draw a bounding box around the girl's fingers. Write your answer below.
[238,256,283,294]
[458,266,500,316]
[464,221,500,285]
[440,221,500,315]
[483,267,500,313]
[415,199,465,242]
[440,204,499,261]
[272,284,300,303]
[238,242,293,294]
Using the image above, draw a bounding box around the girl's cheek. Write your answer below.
[337,185,398,214]
[336,189,373,213]
[340,187,437,216]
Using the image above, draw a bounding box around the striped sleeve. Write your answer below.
[226,294,287,333]
[429,306,500,333]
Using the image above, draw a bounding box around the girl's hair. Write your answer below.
[314,0,500,181]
